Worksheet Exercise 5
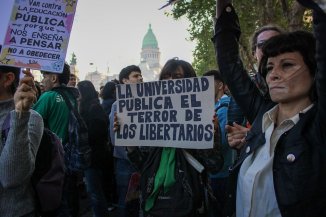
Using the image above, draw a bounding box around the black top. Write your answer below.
[81,99,109,169]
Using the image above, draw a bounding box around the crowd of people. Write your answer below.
[0,0,325,216]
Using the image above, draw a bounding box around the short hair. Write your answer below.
[119,65,141,84]
[259,30,316,100]
[203,69,224,83]
[159,58,196,80]
[250,25,284,55]
[0,65,20,94]
[41,63,70,85]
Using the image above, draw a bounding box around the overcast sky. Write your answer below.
[0,0,195,80]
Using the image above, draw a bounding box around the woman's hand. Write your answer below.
[225,123,250,150]
[216,0,232,18]
[114,113,136,153]
[14,69,36,113]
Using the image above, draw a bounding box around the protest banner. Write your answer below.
[0,0,78,73]
[115,76,215,149]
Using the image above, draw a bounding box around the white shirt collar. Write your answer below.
[262,103,314,133]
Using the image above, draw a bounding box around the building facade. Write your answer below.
[85,70,109,91]
[139,24,161,82]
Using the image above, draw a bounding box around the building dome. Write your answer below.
[142,24,158,49]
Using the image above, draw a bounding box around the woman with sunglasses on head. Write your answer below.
[224,24,284,151]
[213,0,326,216]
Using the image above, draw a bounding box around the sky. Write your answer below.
[0,0,195,80]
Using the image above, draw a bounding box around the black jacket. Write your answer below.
[127,143,223,217]
[212,4,326,217]
[81,100,109,169]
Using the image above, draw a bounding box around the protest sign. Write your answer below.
[115,76,215,149]
[0,0,78,73]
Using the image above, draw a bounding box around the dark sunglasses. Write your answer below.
[256,40,266,49]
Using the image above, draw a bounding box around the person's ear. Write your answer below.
[51,74,59,84]
[122,78,129,84]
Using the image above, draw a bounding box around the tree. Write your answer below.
[168,0,311,75]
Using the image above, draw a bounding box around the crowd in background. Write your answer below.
[0,0,325,217]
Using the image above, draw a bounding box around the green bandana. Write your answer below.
[144,147,176,211]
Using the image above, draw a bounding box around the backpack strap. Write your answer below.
[1,113,11,144]
[53,88,84,124]
[182,150,204,173]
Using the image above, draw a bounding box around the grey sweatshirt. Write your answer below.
[0,99,44,217]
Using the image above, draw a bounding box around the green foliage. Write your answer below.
[167,0,312,75]
[167,0,216,75]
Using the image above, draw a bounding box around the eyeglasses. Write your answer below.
[256,40,266,49]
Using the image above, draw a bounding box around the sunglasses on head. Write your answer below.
[256,40,266,49]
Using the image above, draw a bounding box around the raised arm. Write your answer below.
[297,0,326,130]
[212,0,266,123]
[314,7,326,128]
[0,75,43,188]
[0,111,43,188]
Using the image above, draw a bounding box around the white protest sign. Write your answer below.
[0,0,13,46]
[115,76,215,149]
[0,0,78,73]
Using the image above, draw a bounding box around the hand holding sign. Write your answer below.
[14,69,37,113]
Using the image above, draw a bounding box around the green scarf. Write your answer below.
[144,147,176,211]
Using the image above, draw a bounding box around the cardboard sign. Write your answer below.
[0,0,78,73]
[115,76,215,149]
